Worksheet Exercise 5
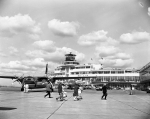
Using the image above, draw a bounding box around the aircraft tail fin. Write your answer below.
[45,63,48,74]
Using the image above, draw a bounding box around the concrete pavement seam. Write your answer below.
[46,95,73,119]
[133,95,150,105]
[109,95,150,116]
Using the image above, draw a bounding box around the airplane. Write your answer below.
[0,64,54,92]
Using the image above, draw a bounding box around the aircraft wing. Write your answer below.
[0,76,25,84]
[0,76,17,79]
[0,75,49,84]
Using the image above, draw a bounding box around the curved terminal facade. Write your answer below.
[139,62,150,91]
[50,53,140,88]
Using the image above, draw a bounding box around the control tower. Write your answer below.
[61,52,79,77]
[64,52,79,65]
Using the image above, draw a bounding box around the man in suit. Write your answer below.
[130,84,133,95]
[73,82,79,101]
[44,81,52,98]
[56,82,63,101]
[101,83,107,100]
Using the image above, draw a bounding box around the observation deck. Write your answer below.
[61,52,79,67]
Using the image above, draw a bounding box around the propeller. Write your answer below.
[13,74,25,84]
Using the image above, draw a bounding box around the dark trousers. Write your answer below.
[56,92,63,100]
[101,92,107,99]
[45,91,51,98]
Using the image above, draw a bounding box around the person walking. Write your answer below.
[44,81,52,98]
[130,84,133,95]
[56,82,63,101]
[78,85,83,99]
[24,84,29,93]
[73,82,79,101]
[101,83,107,100]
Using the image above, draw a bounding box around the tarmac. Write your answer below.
[0,87,150,119]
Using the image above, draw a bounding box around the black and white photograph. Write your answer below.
[0,0,150,119]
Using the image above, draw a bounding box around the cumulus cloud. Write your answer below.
[78,30,119,46]
[148,7,150,16]
[120,31,150,44]
[95,46,119,57]
[0,61,29,70]
[96,46,133,68]
[22,58,58,71]
[9,46,19,55]
[0,58,57,75]
[106,53,131,60]
[41,47,84,63]
[115,53,131,60]
[0,14,41,39]
[0,52,7,57]
[0,48,7,57]
[29,34,41,40]
[25,47,85,63]
[99,58,116,67]
[99,58,133,68]
[25,50,45,59]
[22,58,45,68]
[104,37,119,46]
[33,40,56,52]
[78,30,108,46]
[48,19,79,37]
[114,59,133,67]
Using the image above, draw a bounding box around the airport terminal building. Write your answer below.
[50,53,141,88]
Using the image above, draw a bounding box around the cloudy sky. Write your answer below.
[0,0,150,86]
